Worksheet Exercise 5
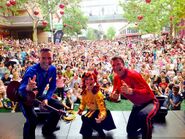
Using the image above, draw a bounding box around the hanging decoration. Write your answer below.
[42,21,48,26]
[10,0,16,6]
[6,1,11,7]
[34,10,39,15]
[63,23,67,27]
[145,0,151,4]
[137,15,143,20]
[60,10,64,15]
[59,4,65,9]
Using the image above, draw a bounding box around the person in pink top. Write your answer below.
[110,56,159,139]
[56,71,66,100]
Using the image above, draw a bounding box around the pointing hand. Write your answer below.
[26,75,37,91]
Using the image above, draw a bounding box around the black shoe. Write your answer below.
[83,136,90,139]
[42,126,60,136]
[127,133,141,139]
[98,131,106,139]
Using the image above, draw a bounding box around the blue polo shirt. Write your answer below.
[19,63,56,100]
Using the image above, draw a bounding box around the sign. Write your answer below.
[54,30,63,44]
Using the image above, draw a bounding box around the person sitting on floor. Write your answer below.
[62,91,74,110]
[70,82,82,104]
[169,85,183,110]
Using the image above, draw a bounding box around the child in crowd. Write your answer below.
[163,83,174,108]
[100,78,112,99]
[1,72,11,86]
[56,71,66,100]
[62,91,74,110]
[70,82,82,104]
[169,85,183,110]
[78,71,116,138]
[158,78,168,95]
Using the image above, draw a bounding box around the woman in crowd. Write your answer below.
[78,71,116,138]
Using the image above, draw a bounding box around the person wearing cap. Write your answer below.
[110,56,159,139]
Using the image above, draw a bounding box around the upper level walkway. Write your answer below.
[88,14,126,23]
[0,111,185,139]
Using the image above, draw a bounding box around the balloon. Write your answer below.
[60,10,64,15]
[34,10,39,15]
[6,1,11,7]
[137,15,143,20]
[59,4,65,9]
[145,0,151,4]
[10,0,16,6]
[42,21,48,26]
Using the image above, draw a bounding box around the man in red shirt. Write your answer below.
[110,56,159,139]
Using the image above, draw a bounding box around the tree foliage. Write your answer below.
[119,0,185,35]
[0,0,28,16]
[86,28,96,40]
[0,0,88,41]
[62,2,88,36]
[106,26,116,40]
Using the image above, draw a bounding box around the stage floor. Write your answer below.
[0,111,185,139]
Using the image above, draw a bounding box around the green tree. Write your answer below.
[0,0,28,16]
[119,0,185,39]
[0,0,63,43]
[106,26,116,40]
[24,0,65,43]
[86,28,96,40]
[61,1,88,37]
[0,0,88,43]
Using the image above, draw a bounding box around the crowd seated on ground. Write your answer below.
[0,36,184,112]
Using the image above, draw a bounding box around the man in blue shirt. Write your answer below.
[19,48,63,139]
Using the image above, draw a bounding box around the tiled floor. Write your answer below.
[0,111,185,139]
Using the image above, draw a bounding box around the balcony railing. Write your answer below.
[88,14,126,23]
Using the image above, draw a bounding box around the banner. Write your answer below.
[54,30,63,44]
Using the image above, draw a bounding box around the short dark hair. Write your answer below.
[40,48,51,53]
[111,56,125,65]
[173,85,179,92]
[160,70,166,74]
[65,65,71,70]
[168,83,174,90]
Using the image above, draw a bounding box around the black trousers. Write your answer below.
[55,87,64,99]
[127,99,159,139]
[80,110,116,137]
[20,98,64,139]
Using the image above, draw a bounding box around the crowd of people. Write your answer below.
[0,35,185,138]
[0,36,185,111]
